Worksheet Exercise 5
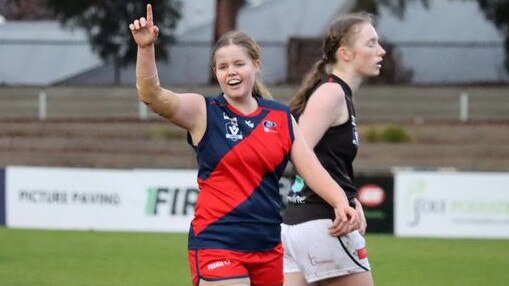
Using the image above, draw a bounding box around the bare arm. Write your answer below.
[130,4,205,139]
[294,83,360,235]
[297,82,348,147]
[290,117,358,235]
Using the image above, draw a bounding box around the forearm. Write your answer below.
[291,140,349,209]
[135,45,161,104]
[136,45,157,79]
[135,45,180,120]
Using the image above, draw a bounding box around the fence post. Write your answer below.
[38,89,47,120]
[459,92,469,123]
[138,101,148,120]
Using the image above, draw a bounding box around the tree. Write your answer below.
[45,0,182,85]
[471,0,509,72]
[351,0,430,18]
[214,0,246,42]
[356,0,509,75]
[0,0,53,20]
[209,0,246,83]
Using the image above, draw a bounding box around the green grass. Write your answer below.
[0,228,190,286]
[1,228,508,286]
[368,235,509,286]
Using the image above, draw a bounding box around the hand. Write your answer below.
[129,3,159,48]
[328,205,359,237]
[355,199,367,235]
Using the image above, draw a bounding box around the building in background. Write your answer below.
[0,0,507,86]
[377,0,508,84]
[0,21,102,86]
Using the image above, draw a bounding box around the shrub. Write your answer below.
[365,127,381,142]
[363,124,411,143]
[380,125,411,143]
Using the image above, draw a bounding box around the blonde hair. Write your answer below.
[290,12,373,117]
[211,30,272,99]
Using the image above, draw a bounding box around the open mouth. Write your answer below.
[228,79,242,86]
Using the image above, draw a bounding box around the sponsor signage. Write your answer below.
[0,168,5,226]
[355,175,394,234]
[6,166,198,232]
[395,171,509,239]
[279,173,394,234]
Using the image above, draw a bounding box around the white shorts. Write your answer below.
[282,219,371,283]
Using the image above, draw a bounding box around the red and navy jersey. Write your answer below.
[188,93,294,252]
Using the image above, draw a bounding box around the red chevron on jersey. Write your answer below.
[192,109,291,235]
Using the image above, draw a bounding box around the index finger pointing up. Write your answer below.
[146,3,153,23]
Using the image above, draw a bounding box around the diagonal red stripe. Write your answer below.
[192,110,291,235]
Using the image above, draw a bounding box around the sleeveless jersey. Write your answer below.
[283,75,359,225]
[188,93,294,252]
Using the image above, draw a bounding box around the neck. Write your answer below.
[331,66,363,92]
[224,94,258,114]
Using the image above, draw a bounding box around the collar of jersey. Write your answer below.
[217,93,263,117]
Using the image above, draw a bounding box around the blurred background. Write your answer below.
[1,1,508,285]
[0,0,508,172]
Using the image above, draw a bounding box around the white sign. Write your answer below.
[395,171,509,239]
[6,166,198,232]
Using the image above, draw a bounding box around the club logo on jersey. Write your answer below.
[263,120,277,133]
[244,120,254,128]
[223,112,243,141]
[351,115,359,146]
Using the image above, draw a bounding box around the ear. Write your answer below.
[336,46,353,62]
[253,59,261,72]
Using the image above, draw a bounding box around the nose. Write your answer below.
[379,45,386,57]
[227,66,237,76]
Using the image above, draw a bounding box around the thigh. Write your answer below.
[283,272,308,286]
[282,219,371,284]
[189,249,249,286]
[247,243,284,286]
[198,277,251,286]
[316,271,373,286]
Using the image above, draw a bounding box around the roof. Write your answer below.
[0,21,102,86]
[1,0,507,86]
[376,0,507,83]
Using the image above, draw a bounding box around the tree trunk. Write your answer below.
[210,0,246,83]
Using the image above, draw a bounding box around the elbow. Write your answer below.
[137,85,159,105]
[136,73,162,105]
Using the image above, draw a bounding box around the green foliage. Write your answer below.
[365,126,381,142]
[351,0,430,19]
[357,0,509,73]
[364,124,411,143]
[472,0,509,71]
[44,0,182,66]
[380,124,412,143]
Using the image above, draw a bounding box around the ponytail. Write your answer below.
[289,59,329,118]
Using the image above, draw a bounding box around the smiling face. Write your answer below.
[349,22,386,77]
[213,44,260,100]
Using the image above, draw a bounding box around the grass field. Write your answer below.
[1,228,508,286]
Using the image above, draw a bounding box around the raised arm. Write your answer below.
[290,117,359,236]
[129,4,205,139]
